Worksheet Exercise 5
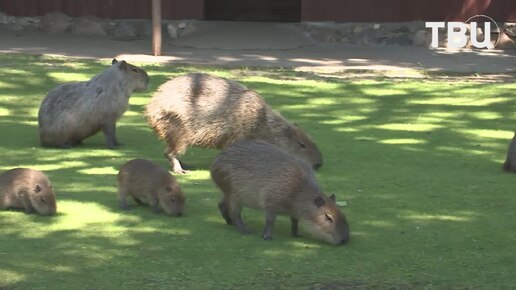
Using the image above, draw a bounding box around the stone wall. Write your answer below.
[300,22,516,49]
[0,10,197,40]
[0,9,514,49]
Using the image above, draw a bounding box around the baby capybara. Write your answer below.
[503,131,516,172]
[39,59,149,149]
[145,73,322,174]
[117,159,185,216]
[210,140,349,245]
[0,168,56,215]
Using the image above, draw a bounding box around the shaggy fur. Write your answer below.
[38,59,149,148]
[145,73,322,173]
[210,140,349,245]
[0,168,56,215]
[117,159,185,216]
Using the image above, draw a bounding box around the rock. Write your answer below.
[385,34,412,46]
[7,23,24,32]
[360,29,380,45]
[0,12,9,24]
[137,21,153,37]
[40,12,71,34]
[71,16,107,36]
[15,17,32,26]
[496,31,516,49]
[167,23,178,39]
[335,24,352,36]
[179,21,196,37]
[112,21,138,39]
[373,23,381,30]
[504,24,516,37]
[178,22,187,29]
[413,30,427,46]
[352,24,364,34]
[309,26,338,42]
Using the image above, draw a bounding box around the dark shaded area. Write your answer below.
[205,0,300,22]
[301,0,516,22]
[0,0,204,20]
[0,0,514,22]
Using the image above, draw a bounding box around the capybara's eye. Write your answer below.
[170,197,176,203]
[325,213,334,223]
[40,198,47,204]
[298,141,306,148]
[131,68,138,73]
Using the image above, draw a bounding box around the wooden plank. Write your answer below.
[152,0,162,56]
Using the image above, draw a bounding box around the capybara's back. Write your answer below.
[210,140,349,245]
[145,73,322,173]
[38,59,149,149]
[117,159,184,216]
[0,168,56,215]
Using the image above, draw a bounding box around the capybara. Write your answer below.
[145,73,323,174]
[38,59,149,149]
[503,131,516,172]
[0,168,57,215]
[210,140,349,245]
[117,158,185,216]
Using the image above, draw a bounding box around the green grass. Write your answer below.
[0,53,515,289]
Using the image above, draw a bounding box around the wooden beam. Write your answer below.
[152,0,162,56]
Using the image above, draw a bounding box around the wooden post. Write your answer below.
[152,0,162,56]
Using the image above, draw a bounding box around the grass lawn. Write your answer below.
[0,53,515,289]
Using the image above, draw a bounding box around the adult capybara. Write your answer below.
[0,168,57,215]
[117,159,185,216]
[145,73,323,174]
[503,131,516,172]
[38,59,149,149]
[210,140,349,245]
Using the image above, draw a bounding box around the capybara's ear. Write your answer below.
[329,194,336,202]
[314,196,325,208]
[35,184,41,193]
[165,186,172,193]
[112,58,118,65]
[119,60,127,70]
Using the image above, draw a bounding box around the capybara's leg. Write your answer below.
[290,217,300,237]
[133,197,144,205]
[102,119,120,149]
[21,196,35,214]
[164,149,187,174]
[218,197,232,225]
[149,192,162,214]
[229,198,251,234]
[118,187,131,210]
[262,209,277,240]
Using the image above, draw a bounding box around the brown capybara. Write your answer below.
[0,168,57,215]
[38,59,149,149]
[117,159,185,216]
[503,131,516,172]
[210,140,349,245]
[145,73,322,174]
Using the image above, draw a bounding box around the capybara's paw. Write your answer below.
[172,169,189,175]
[261,233,273,240]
